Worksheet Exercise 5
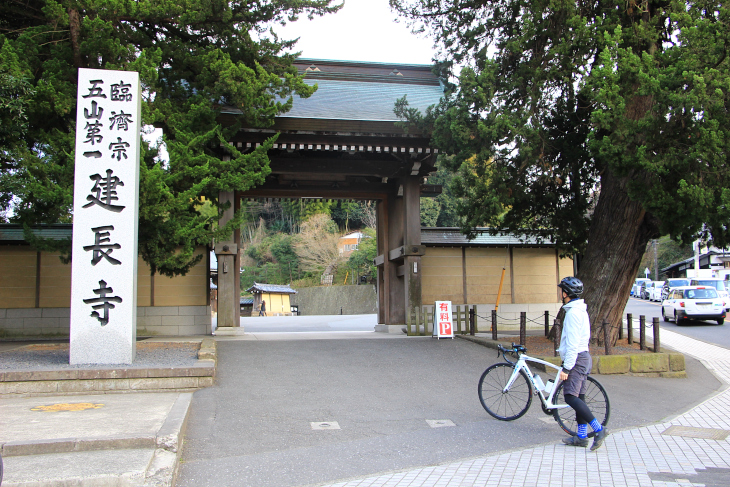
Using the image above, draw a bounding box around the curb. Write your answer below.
[456,334,687,376]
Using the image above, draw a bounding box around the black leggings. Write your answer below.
[564,393,596,425]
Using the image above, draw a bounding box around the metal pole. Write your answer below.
[544,310,549,337]
[469,307,475,336]
[627,313,633,344]
[520,312,526,346]
[639,315,646,350]
[653,317,660,353]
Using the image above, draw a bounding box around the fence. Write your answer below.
[406,304,479,336]
[407,306,662,354]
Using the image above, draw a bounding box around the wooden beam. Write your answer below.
[239,187,390,200]
[396,265,405,277]
[389,245,426,261]
[374,254,385,266]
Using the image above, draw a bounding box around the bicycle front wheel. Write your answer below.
[478,362,533,421]
[553,376,610,437]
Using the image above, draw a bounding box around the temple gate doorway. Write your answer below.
[214,59,443,333]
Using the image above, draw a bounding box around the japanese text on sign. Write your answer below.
[71,68,141,364]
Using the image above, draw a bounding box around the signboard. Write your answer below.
[70,68,141,365]
[433,300,454,339]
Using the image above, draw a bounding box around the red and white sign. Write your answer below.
[433,301,454,339]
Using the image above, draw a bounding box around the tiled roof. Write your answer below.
[239,297,254,305]
[278,78,443,122]
[0,224,72,242]
[245,282,297,295]
[421,228,555,246]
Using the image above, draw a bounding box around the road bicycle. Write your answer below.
[478,343,610,437]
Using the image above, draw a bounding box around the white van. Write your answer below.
[689,278,729,311]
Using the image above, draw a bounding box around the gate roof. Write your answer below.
[230,59,445,201]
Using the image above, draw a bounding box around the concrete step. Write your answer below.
[1,447,178,486]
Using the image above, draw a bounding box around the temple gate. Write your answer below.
[214,59,443,333]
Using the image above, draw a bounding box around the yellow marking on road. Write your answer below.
[31,403,104,412]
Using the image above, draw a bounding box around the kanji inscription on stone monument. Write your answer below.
[70,68,141,365]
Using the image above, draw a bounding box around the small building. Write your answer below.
[338,231,364,258]
[245,282,298,316]
[239,297,254,316]
[662,246,730,279]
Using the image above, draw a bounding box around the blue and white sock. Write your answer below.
[589,419,603,433]
[577,424,588,439]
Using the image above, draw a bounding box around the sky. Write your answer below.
[274,0,437,65]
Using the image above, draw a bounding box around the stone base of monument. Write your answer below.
[0,338,217,396]
[213,327,247,336]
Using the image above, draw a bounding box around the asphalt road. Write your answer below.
[624,296,730,349]
[177,335,722,487]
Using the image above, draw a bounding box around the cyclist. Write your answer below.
[557,276,609,451]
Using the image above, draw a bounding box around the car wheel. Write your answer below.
[662,308,669,322]
[718,318,725,325]
[674,311,682,325]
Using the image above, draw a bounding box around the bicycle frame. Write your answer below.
[503,353,570,410]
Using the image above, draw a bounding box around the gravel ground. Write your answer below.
[0,341,200,370]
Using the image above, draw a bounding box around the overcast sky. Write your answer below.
[276,0,436,65]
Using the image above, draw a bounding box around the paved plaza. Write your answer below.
[313,328,730,487]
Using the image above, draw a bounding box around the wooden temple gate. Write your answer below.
[214,59,443,333]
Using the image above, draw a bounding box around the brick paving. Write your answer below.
[317,328,730,487]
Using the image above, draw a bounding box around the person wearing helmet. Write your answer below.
[557,276,609,451]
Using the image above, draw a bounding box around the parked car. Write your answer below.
[649,281,665,302]
[689,278,730,311]
[632,278,651,297]
[662,278,690,301]
[661,286,726,325]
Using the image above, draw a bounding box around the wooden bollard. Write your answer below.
[639,315,646,350]
[553,319,561,357]
[520,312,526,346]
[627,313,633,344]
[653,317,660,352]
[603,320,611,355]
[544,310,550,337]
[469,307,475,336]
[473,305,479,333]
[491,309,497,340]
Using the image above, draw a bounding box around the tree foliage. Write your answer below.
[392,0,730,338]
[0,0,341,275]
[346,227,377,280]
[292,213,342,275]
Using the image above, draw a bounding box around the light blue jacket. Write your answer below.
[558,299,591,370]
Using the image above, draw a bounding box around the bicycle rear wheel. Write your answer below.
[478,363,533,420]
[553,376,610,437]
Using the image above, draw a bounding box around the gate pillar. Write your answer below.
[375,174,424,332]
[214,189,242,334]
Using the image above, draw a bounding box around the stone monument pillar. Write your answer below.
[70,68,141,364]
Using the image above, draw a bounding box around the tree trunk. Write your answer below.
[68,9,83,69]
[578,169,660,344]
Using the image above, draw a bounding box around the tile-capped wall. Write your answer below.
[0,305,211,338]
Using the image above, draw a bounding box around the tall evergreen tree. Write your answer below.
[0,0,341,276]
[392,0,730,342]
